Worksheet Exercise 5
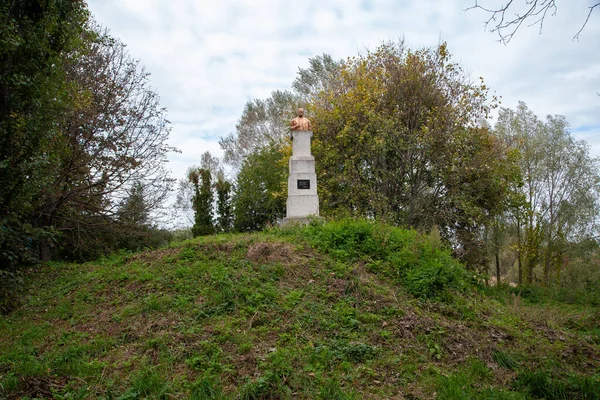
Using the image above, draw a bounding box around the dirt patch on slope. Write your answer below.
[246,242,297,264]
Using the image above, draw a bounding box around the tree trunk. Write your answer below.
[495,248,501,287]
[34,207,56,262]
[517,219,522,286]
[39,241,51,262]
[544,249,550,287]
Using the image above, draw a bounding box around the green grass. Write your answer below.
[1,221,599,399]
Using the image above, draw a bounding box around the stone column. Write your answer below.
[281,130,321,226]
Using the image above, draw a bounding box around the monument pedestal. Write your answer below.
[281,130,322,227]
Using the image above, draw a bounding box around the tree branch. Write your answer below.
[465,1,598,44]
[573,2,600,41]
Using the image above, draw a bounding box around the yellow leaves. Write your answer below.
[71,88,94,110]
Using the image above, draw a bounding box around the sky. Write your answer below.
[86,0,600,187]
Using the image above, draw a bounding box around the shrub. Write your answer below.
[295,219,478,299]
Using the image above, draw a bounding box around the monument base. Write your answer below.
[286,194,319,218]
[279,215,325,228]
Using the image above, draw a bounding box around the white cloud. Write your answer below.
[87,0,600,177]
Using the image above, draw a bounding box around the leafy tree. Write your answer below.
[292,53,342,103]
[0,0,88,270]
[494,102,600,285]
[174,151,223,227]
[215,178,233,233]
[31,23,176,260]
[190,168,214,236]
[310,40,516,269]
[200,151,225,180]
[220,90,298,170]
[233,144,287,232]
[221,54,342,171]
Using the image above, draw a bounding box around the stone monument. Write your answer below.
[281,108,321,226]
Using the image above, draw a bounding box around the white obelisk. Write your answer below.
[282,109,321,226]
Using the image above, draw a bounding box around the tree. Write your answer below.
[233,144,287,232]
[468,0,599,42]
[292,53,342,103]
[0,0,88,270]
[221,54,341,173]
[494,102,600,285]
[174,151,224,228]
[114,181,172,251]
[538,115,600,284]
[220,90,298,170]
[31,23,176,260]
[117,181,151,227]
[190,168,214,236]
[310,40,516,269]
[200,151,225,180]
[215,178,233,233]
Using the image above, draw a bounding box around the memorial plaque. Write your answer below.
[297,179,310,189]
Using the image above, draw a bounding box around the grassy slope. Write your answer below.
[0,227,599,399]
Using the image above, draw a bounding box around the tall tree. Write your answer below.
[190,168,214,237]
[494,102,600,285]
[215,177,233,233]
[221,54,341,184]
[310,40,516,268]
[233,144,287,232]
[0,0,88,268]
[174,151,223,227]
[220,90,298,170]
[31,23,176,259]
[200,151,225,180]
[292,53,342,103]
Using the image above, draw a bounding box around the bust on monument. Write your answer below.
[282,106,320,226]
[290,108,312,131]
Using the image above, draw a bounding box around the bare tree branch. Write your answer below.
[574,2,600,41]
[467,1,598,43]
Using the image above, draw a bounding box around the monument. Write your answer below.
[281,108,321,226]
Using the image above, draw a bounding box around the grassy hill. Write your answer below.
[1,221,599,399]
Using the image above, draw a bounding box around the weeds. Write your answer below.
[290,219,479,300]
[492,349,518,370]
[515,371,600,400]
[1,223,599,398]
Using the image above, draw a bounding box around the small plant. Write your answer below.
[492,349,518,370]
[318,379,355,399]
[190,376,224,400]
[330,341,379,363]
[426,338,443,360]
[124,366,170,398]
[238,376,272,400]
[422,327,446,360]
[515,371,600,400]
[185,341,225,374]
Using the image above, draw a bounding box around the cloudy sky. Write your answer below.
[86,0,600,185]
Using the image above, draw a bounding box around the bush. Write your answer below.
[0,269,24,314]
[403,258,472,299]
[0,221,45,313]
[293,219,478,299]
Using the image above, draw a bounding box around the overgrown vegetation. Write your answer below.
[1,221,598,399]
[217,42,600,295]
[2,6,599,398]
[283,219,479,299]
[0,2,177,311]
